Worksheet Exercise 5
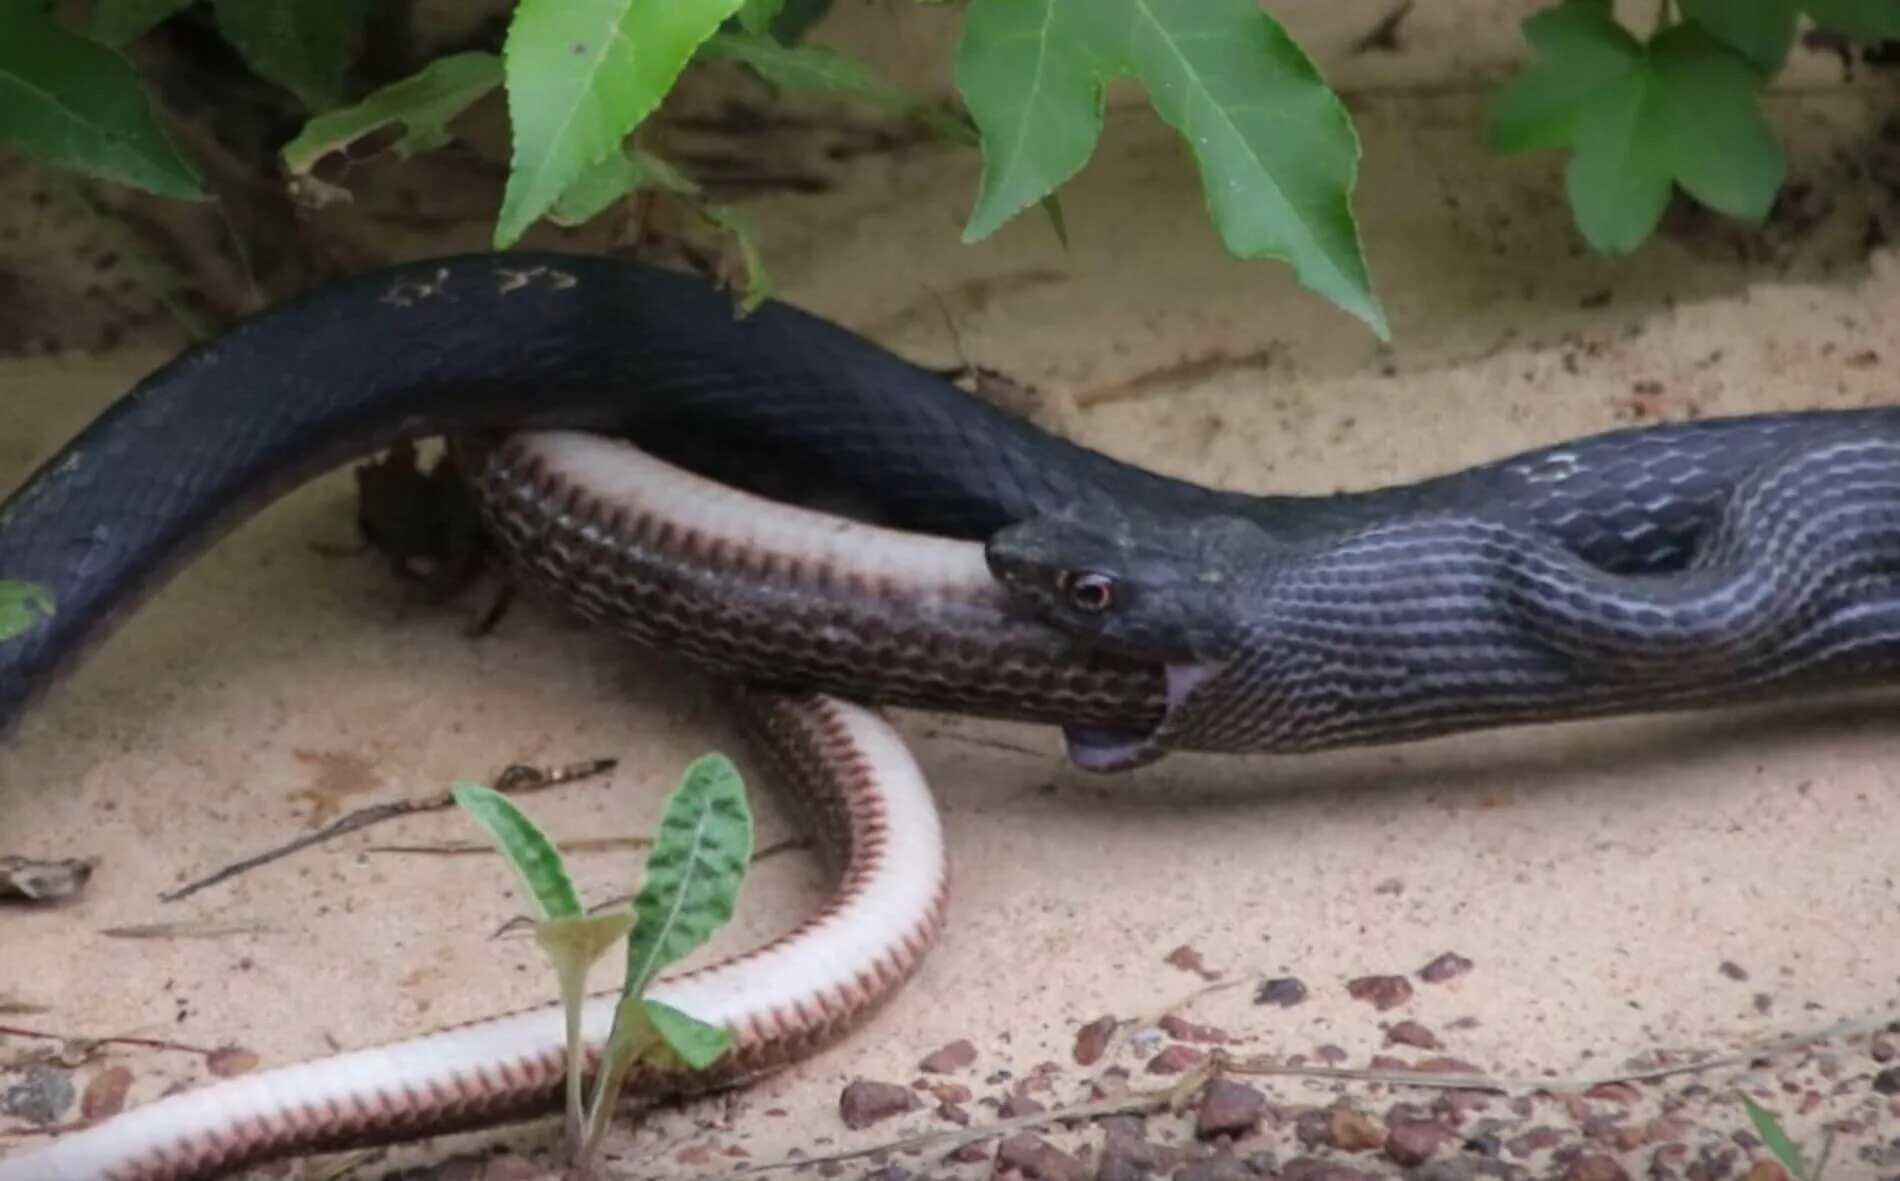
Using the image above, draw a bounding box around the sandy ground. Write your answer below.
[3,3,1899,1179]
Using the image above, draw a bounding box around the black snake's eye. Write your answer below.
[1064,570,1119,614]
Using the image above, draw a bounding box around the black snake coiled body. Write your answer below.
[0,251,1897,768]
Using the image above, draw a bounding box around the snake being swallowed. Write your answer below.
[1,252,1897,1177]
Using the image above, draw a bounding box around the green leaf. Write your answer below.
[548,143,691,225]
[0,581,54,643]
[535,910,636,1152]
[496,0,746,249]
[697,201,773,310]
[1489,0,1647,154]
[1681,0,1798,71]
[955,0,1111,247]
[1803,0,1900,37]
[0,0,204,198]
[281,52,502,176]
[210,0,373,110]
[955,0,1384,339]
[90,0,197,47]
[641,997,732,1069]
[1491,5,1783,255]
[452,783,584,921]
[700,32,974,144]
[622,753,753,998]
[1739,1095,1812,1181]
[534,912,638,970]
[734,0,783,34]
[547,146,770,307]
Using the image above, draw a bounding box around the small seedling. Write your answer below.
[454,751,753,1168]
[1740,1093,1834,1181]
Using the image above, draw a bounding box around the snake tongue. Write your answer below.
[1060,662,1214,773]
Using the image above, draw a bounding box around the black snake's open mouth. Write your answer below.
[1062,662,1213,771]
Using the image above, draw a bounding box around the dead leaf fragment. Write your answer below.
[0,856,95,902]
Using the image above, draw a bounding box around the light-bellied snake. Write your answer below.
[1,253,1895,1177]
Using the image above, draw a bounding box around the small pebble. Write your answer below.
[918,1039,976,1074]
[1255,977,1310,1007]
[80,1066,133,1121]
[1561,1155,1631,1181]
[1146,1045,1205,1074]
[1195,1079,1267,1139]
[1718,961,1749,982]
[994,1132,1087,1180]
[838,1079,916,1129]
[1385,1116,1451,1165]
[0,1067,74,1125]
[1387,1020,1439,1049]
[1073,1016,1118,1066]
[1873,1065,1900,1094]
[1418,952,1474,983]
[1347,975,1413,1011]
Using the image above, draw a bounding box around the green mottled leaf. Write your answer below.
[452,783,584,921]
[955,0,1384,338]
[622,753,752,997]
[1739,1095,1814,1180]
[1491,4,1783,254]
[90,0,197,47]
[211,0,372,109]
[281,52,501,176]
[0,581,54,643]
[0,0,204,198]
[1681,0,1797,70]
[495,0,746,248]
[700,32,973,143]
[640,997,732,1069]
[1804,0,1900,37]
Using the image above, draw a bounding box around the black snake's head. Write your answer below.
[985,509,1266,771]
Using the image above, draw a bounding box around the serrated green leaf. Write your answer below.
[1739,1095,1813,1180]
[496,0,746,249]
[1489,0,1646,154]
[281,52,501,176]
[1681,0,1798,71]
[211,0,373,110]
[0,0,205,198]
[622,753,753,997]
[0,581,54,643]
[90,0,197,47]
[641,997,732,1069]
[955,0,1109,246]
[453,783,584,921]
[700,32,974,144]
[956,0,1384,339]
[1803,0,1900,37]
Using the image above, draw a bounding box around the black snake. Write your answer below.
[1,252,1896,771]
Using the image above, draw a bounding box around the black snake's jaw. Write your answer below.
[1061,662,1215,772]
